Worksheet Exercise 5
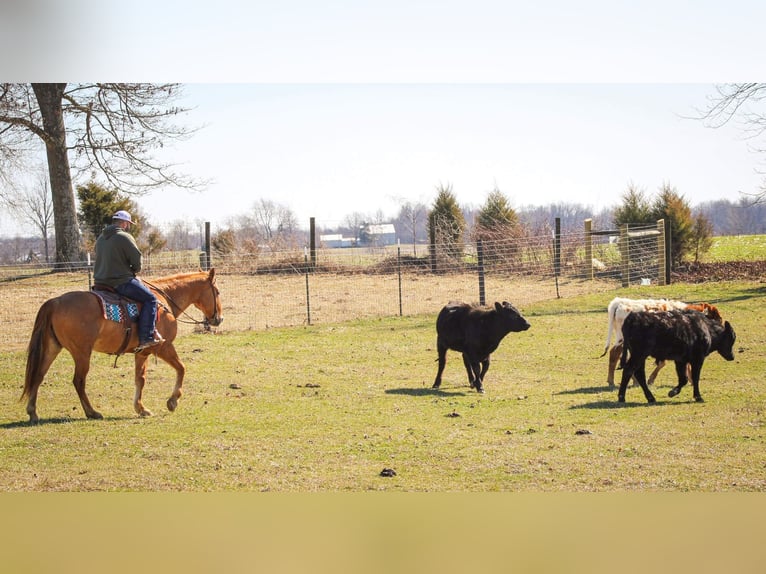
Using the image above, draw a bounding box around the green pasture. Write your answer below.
[706,234,766,262]
[0,278,763,492]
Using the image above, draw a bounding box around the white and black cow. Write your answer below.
[432,301,531,393]
[618,308,736,404]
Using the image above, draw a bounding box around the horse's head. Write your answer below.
[195,268,223,327]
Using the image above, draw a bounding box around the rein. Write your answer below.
[142,278,217,327]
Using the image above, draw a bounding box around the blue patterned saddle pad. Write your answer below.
[91,289,140,323]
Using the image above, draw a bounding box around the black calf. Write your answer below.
[618,309,736,403]
[432,301,530,393]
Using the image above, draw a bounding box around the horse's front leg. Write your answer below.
[157,343,186,412]
[133,354,153,417]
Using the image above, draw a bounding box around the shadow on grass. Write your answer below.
[0,415,134,429]
[570,398,689,410]
[385,387,469,397]
[555,385,614,396]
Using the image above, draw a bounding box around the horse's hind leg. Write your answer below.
[25,345,61,424]
[71,351,103,419]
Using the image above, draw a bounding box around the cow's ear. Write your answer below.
[495,302,503,311]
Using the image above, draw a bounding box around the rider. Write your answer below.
[93,210,164,352]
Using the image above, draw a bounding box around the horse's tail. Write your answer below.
[22,300,59,401]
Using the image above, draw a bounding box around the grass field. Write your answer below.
[0,279,763,492]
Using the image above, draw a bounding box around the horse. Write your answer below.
[22,268,223,423]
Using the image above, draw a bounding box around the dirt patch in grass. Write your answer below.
[673,261,766,283]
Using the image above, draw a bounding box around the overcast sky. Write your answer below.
[2,1,765,234]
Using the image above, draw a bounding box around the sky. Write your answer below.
[2,1,765,235]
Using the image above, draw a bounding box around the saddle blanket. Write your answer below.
[91,289,139,323]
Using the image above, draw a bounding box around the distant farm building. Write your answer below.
[319,234,356,248]
[360,223,396,246]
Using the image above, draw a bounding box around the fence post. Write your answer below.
[656,218,667,286]
[554,217,561,298]
[584,218,593,280]
[202,221,211,270]
[620,224,629,287]
[664,218,672,284]
[477,239,486,306]
[397,240,403,316]
[304,247,311,325]
[309,217,317,269]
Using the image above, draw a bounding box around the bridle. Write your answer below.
[143,278,221,327]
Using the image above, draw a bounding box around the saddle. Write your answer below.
[91,284,141,360]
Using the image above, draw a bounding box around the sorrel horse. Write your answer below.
[22,269,223,423]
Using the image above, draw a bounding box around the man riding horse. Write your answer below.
[93,210,164,352]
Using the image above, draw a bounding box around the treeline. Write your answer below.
[696,198,766,235]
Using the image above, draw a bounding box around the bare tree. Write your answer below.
[0,83,202,265]
[251,198,301,249]
[698,83,766,203]
[394,200,428,257]
[0,166,54,261]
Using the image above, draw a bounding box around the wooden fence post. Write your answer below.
[309,217,317,269]
[584,218,593,280]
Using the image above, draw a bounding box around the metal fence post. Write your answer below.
[477,239,485,306]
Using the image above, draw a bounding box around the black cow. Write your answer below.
[432,301,531,393]
[618,309,736,404]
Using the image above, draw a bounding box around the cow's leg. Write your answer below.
[432,342,448,389]
[462,353,478,389]
[607,344,622,386]
[617,355,635,402]
[632,360,656,403]
[668,360,689,399]
[618,355,655,403]
[477,357,490,388]
[466,355,485,393]
[647,359,666,386]
[689,361,704,403]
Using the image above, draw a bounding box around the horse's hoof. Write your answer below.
[617,395,625,403]
[167,398,177,412]
[695,396,705,403]
[87,411,104,420]
[668,388,680,398]
[139,409,153,417]
[647,396,656,404]
[28,415,39,424]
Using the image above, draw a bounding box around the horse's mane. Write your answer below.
[150,270,209,290]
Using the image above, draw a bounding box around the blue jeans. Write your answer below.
[115,278,158,343]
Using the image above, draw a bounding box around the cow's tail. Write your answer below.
[618,340,629,370]
[600,300,617,358]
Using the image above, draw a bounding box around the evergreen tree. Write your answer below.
[427,183,465,262]
[612,183,653,227]
[651,183,694,267]
[76,181,139,245]
[476,188,518,231]
[474,188,520,264]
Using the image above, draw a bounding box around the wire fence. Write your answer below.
[0,224,665,352]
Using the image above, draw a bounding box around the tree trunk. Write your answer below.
[32,83,81,267]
